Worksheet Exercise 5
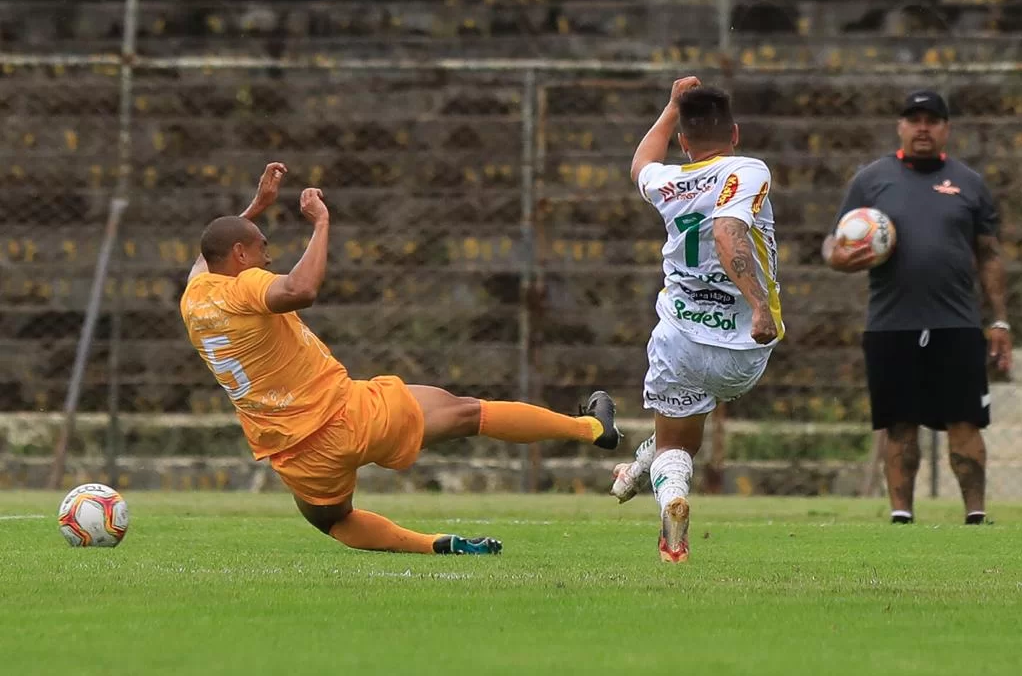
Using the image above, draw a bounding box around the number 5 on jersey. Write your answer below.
[673,212,705,267]
[201,336,252,400]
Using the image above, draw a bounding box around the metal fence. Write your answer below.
[1,0,1021,496]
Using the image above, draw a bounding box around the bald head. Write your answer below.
[200,216,261,265]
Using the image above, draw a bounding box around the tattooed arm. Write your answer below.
[978,235,1008,324]
[713,216,777,344]
[977,234,1012,373]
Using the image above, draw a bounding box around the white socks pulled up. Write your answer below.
[650,448,693,516]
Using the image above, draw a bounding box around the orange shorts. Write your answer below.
[268,375,425,506]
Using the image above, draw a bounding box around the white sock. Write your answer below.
[967,511,986,517]
[650,449,693,516]
[621,434,656,482]
[891,510,913,519]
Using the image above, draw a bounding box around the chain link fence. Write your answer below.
[0,63,121,414]
[1,0,1021,496]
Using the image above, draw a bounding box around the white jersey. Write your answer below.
[637,155,784,350]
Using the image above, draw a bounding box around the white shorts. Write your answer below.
[643,319,772,418]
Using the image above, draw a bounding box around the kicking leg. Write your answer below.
[651,412,709,563]
[407,385,621,450]
[610,433,656,503]
[293,494,502,555]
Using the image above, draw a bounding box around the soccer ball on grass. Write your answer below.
[58,483,129,547]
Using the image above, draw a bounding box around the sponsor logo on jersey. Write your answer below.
[646,390,708,408]
[933,179,961,195]
[716,173,740,207]
[673,299,738,331]
[678,284,736,306]
[658,174,718,203]
[669,269,731,285]
[751,181,769,215]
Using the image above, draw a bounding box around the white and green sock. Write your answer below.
[650,448,693,516]
[617,434,656,487]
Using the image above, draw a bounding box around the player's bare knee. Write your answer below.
[452,397,482,437]
[298,509,333,535]
[654,415,706,456]
[294,495,353,535]
[654,442,699,458]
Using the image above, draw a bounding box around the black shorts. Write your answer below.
[862,328,990,431]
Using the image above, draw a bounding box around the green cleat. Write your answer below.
[433,535,503,555]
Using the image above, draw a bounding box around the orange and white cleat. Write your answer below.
[658,497,690,563]
[610,461,648,503]
[609,435,655,503]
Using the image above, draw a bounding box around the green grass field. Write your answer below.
[2,492,1021,676]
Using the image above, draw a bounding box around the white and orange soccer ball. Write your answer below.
[58,483,129,547]
[836,207,897,266]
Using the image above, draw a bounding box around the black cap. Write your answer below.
[900,90,949,120]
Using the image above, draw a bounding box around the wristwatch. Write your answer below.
[990,320,1011,332]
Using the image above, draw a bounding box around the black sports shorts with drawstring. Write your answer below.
[862,328,990,431]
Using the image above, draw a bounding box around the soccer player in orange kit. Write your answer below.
[181,163,621,555]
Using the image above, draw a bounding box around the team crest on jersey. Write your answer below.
[716,174,739,206]
[751,181,769,215]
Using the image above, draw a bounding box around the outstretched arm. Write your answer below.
[187,254,209,282]
[188,162,288,283]
[630,76,700,184]
[263,189,331,314]
[713,216,776,345]
[240,162,287,221]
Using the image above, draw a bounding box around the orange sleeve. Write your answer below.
[220,268,281,315]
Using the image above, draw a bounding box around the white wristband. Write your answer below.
[990,320,1011,332]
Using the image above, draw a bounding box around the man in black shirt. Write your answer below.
[822,90,1012,525]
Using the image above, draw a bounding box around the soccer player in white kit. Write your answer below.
[612,77,783,562]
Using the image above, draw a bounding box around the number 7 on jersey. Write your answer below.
[673,212,705,267]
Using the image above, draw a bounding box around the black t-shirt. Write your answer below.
[835,155,1000,331]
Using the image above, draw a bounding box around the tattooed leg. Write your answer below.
[947,422,987,515]
[884,423,920,514]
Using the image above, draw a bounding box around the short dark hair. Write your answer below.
[678,86,735,145]
[200,216,258,264]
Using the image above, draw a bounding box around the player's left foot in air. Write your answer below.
[610,438,655,503]
[582,390,622,450]
[658,497,690,563]
[610,460,649,503]
[433,535,503,555]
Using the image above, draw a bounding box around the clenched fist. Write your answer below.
[254,162,287,208]
[751,306,778,345]
[300,188,329,225]
[670,76,702,107]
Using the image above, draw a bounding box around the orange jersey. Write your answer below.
[180,268,352,459]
